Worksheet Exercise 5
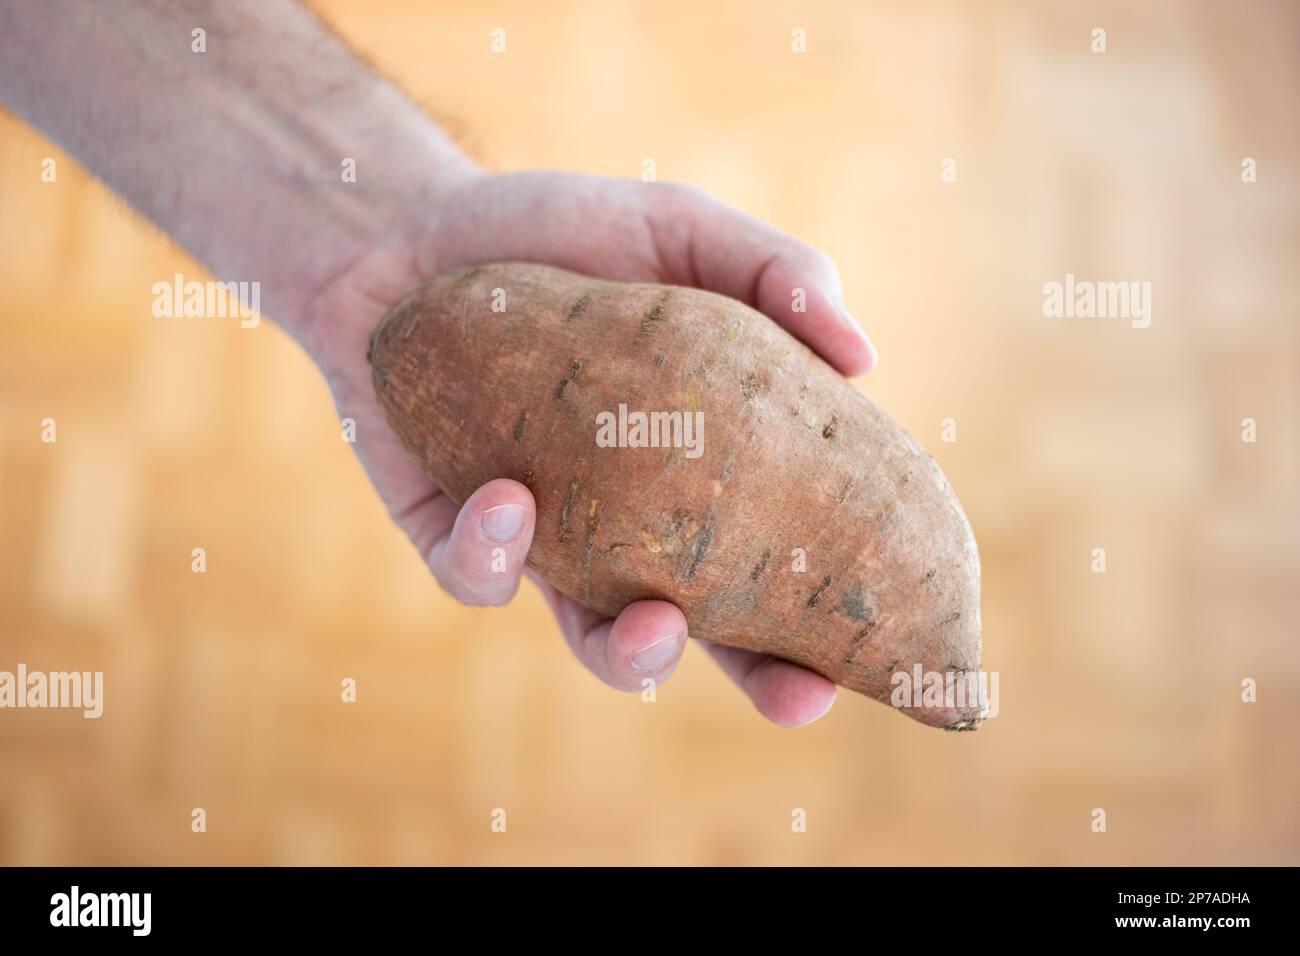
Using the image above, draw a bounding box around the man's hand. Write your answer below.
[0,1,876,727]
[304,171,876,727]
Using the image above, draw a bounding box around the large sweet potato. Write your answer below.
[369,263,983,729]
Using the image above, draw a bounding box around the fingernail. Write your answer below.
[480,503,526,543]
[630,632,685,671]
[792,690,837,728]
[839,307,878,371]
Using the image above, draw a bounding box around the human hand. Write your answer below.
[304,170,878,727]
[0,0,872,726]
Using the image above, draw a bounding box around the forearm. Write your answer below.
[0,0,479,331]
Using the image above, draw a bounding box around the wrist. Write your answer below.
[292,154,486,393]
[279,61,486,347]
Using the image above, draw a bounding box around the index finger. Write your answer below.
[644,184,878,376]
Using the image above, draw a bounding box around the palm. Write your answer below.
[309,172,874,726]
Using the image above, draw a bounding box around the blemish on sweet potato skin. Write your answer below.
[684,527,713,581]
[842,621,878,665]
[807,576,832,609]
[639,293,670,337]
[837,477,856,503]
[840,588,876,623]
[567,293,592,322]
[554,360,582,400]
[581,499,601,603]
[368,263,982,729]
[558,478,579,542]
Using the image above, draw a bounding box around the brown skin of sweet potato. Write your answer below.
[369,263,983,729]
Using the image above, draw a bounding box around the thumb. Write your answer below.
[425,478,536,606]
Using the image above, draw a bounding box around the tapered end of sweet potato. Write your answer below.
[903,691,988,732]
[870,490,986,732]
[823,446,985,731]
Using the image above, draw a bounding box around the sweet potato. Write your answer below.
[369,264,983,729]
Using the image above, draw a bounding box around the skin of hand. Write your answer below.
[0,0,876,728]
[303,170,877,727]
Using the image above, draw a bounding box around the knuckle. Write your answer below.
[440,567,517,608]
[803,246,841,283]
[651,180,709,210]
[453,582,515,608]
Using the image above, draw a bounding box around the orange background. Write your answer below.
[1,0,1297,865]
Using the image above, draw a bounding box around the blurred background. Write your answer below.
[1,0,1297,865]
